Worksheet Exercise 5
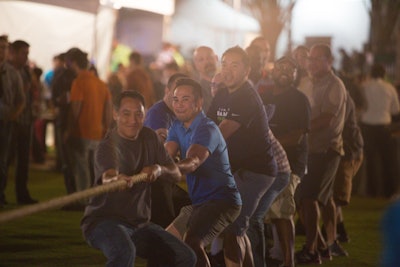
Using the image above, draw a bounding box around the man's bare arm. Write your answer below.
[177,144,210,174]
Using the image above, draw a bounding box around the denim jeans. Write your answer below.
[69,138,99,193]
[247,171,291,267]
[85,220,196,267]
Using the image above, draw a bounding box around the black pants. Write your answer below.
[8,122,33,201]
[361,124,398,197]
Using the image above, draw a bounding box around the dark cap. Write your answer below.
[275,56,297,69]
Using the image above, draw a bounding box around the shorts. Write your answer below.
[295,150,341,206]
[333,154,363,206]
[266,173,300,220]
[171,199,241,246]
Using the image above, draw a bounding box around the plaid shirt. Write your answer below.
[268,129,291,173]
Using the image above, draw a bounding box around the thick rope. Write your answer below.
[0,173,148,224]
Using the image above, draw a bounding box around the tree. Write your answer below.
[244,0,296,60]
[368,0,400,56]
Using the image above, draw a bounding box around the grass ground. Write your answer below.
[0,160,390,267]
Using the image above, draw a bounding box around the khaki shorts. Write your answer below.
[333,154,364,206]
[265,173,300,220]
[171,200,241,246]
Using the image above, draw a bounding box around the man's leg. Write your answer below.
[0,121,12,206]
[85,220,136,267]
[248,172,289,267]
[273,218,295,267]
[184,201,240,267]
[302,198,319,253]
[321,197,336,246]
[135,223,196,267]
[233,169,275,267]
[15,123,36,203]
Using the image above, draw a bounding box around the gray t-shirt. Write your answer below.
[309,71,347,154]
[81,127,174,236]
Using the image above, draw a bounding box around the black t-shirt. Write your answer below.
[261,87,310,178]
[208,81,277,177]
[81,127,174,236]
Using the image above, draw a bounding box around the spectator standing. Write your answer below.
[0,35,25,207]
[8,39,38,204]
[125,51,156,109]
[360,63,400,198]
[65,48,112,194]
[51,52,77,195]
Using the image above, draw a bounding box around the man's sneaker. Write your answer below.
[318,247,332,261]
[329,240,349,257]
[337,233,350,243]
[295,246,322,265]
[337,222,350,243]
[208,251,225,267]
[295,219,306,236]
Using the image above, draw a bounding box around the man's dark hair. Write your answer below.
[174,77,203,101]
[370,63,386,79]
[222,46,250,69]
[129,51,142,65]
[275,56,298,69]
[250,36,267,47]
[65,47,88,69]
[167,73,188,90]
[293,45,309,55]
[113,90,145,110]
[164,61,180,72]
[0,35,8,43]
[10,40,30,51]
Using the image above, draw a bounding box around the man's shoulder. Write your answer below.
[147,100,168,114]
[287,88,311,104]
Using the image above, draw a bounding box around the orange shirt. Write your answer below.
[70,70,111,140]
[125,67,155,108]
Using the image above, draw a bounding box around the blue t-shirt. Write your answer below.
[167,111,242,206]
[144,100,176,130]
[208,81,277,177]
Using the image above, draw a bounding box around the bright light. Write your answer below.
[291,0,369,52]
[111,0,175,15]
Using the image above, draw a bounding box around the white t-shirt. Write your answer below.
[361,78,400,125]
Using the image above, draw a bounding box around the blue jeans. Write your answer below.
[248,171,291,267]
[69,138,99,193]
[85,220,196,267]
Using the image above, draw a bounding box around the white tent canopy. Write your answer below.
[168,0,260,57]
[0,0,116,80]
